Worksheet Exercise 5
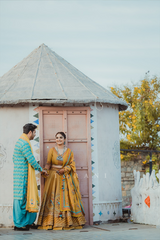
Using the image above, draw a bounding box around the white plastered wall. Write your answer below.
[0,103,122,226]
[0,105,29,227]
[90,103,122,222]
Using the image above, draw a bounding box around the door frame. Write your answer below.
[38,106,93,225]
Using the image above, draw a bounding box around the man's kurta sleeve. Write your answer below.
[21,142,43,172]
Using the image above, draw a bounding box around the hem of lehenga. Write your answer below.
[38,225,83,230]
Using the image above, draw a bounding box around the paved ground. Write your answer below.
[0,223,160,240]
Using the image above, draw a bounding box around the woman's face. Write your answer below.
[55,133,65,146]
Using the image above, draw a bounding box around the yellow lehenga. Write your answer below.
[37,147,86,230]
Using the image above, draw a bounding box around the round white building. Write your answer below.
[0,44,128,226]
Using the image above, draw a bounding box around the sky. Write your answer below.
[0,0,160,90]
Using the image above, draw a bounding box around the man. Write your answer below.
[13,123,47,231]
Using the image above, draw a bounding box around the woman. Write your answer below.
[38,132,86,230]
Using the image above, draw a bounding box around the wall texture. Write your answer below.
[0,105,29,226]
[91,103,122,222]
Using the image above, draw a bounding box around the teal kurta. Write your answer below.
[13,138,43,227]
[13,139,42,200]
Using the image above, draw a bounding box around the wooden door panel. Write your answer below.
[67,114,87,139]
[43,114,63,140]
[67,143,87,167]
[82,198,89,225]
[76,170,89,195]
[39,107,92,225]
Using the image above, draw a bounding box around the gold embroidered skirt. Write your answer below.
[37,169,86,230]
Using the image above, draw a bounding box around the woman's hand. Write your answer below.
[56,169,65,175]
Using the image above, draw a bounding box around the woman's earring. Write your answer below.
[64,141,66,145]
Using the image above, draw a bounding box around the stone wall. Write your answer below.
[121,159,145,207]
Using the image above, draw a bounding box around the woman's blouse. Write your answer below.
[46,147,74,173]
[47,147,67,166]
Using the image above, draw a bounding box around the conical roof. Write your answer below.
[0,44,127,110]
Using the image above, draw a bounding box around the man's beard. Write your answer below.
[30,134,35,140]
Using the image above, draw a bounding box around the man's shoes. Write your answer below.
[14,226,29,231]
[27,223,38,229]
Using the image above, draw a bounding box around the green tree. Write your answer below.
[110,76,160,160]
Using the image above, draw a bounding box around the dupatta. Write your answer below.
[59,148,85,217]
[20,133,39,212]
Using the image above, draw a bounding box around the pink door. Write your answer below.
[39,107,93,225]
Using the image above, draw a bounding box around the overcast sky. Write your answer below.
[0,0,160,89]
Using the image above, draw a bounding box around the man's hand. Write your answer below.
[41,169,49,177]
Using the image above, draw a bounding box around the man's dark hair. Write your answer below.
[23,123,37,134]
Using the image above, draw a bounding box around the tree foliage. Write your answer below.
[111,76,160,154]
